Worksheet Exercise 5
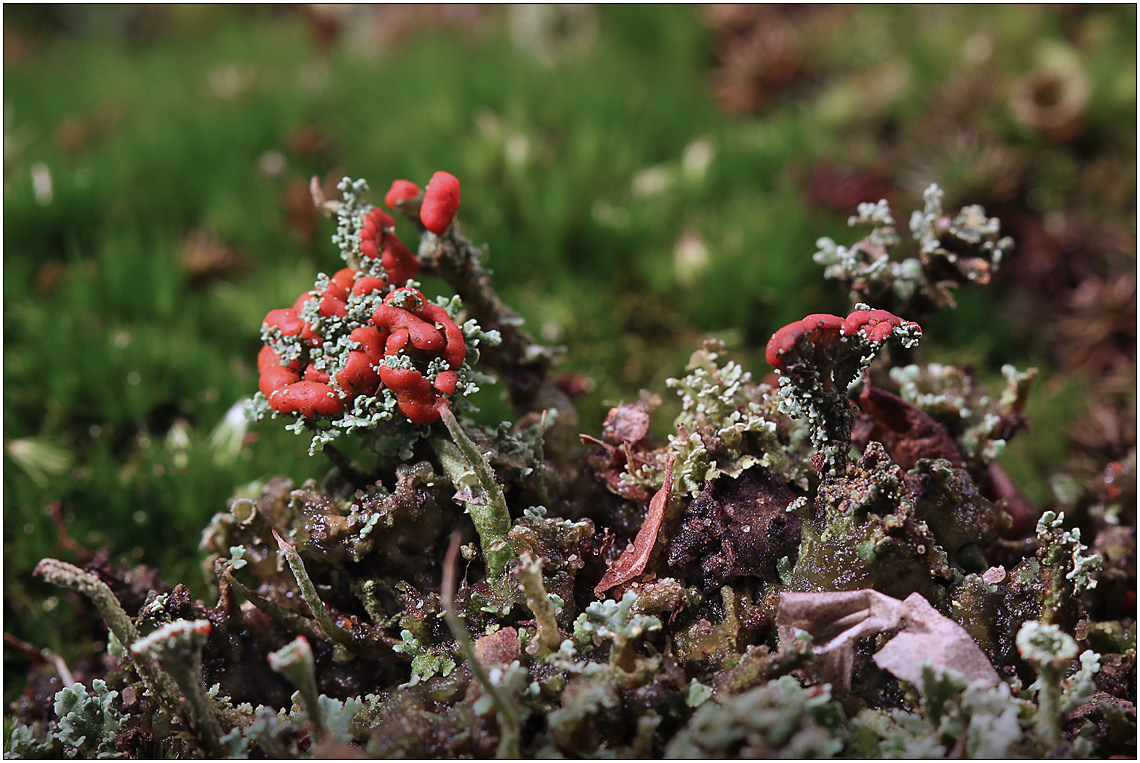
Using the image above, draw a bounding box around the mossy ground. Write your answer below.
[3,6,1135,753]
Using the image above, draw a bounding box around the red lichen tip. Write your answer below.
[841,308,920,344]
[268,380,344,418]
[352,275,387,296]
[359,207,395,260]
[384,179,422,209]
[766,308,919,371]
[420,171,461,235]
[383,286,426,312]
[378,366,443,425]
[263,307,306,338]
[379,235,419,287]
[765,313,846,371]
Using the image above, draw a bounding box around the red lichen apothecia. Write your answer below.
[251,174,496,450]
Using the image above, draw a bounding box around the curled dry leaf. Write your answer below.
[602,402,652,444]
[594,453,676,598]
[853,380,964,469]
[777,588,999,693]
[582,397,661,504]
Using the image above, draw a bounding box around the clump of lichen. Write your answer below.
[246,177,501,460]
[665,675,846,758]
[768,306,922,473]
[6,681,124,759]
[814,183,1014,316]
[890,362,1037,470]
[851,665,1034,757]
[667,338,814,493]
[8,177,1134,760]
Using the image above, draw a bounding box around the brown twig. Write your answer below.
[44,501,96,561]
[441,533,521,759]
[416,225,581,459]
[4,633,75,685]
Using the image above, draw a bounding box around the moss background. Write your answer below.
[3,5,1134,706]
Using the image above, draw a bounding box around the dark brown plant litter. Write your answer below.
[668,466,800,589]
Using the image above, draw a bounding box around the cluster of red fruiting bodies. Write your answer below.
[258,172,465,425]
[766,308,919,373]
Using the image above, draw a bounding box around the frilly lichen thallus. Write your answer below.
[572,591,662,669]
[665,338,814,495]
[665,675,845,758]
[850,665,1032,758]
[1034,510,1100,625]
[5,681,124,759]
[943,511,1103,680]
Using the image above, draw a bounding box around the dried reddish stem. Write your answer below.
[44,501,96,561]
[413,219,581,461]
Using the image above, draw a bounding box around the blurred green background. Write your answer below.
[4,5,1134,699]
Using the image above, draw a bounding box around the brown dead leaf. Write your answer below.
[854,380,964,469]
[602,402,651,444]
[582,396,661,503]
[53,103,122,157]
[282,172,343,244]
[594,453,676,598]
[285,124,332,161]
[181,228,247,288]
